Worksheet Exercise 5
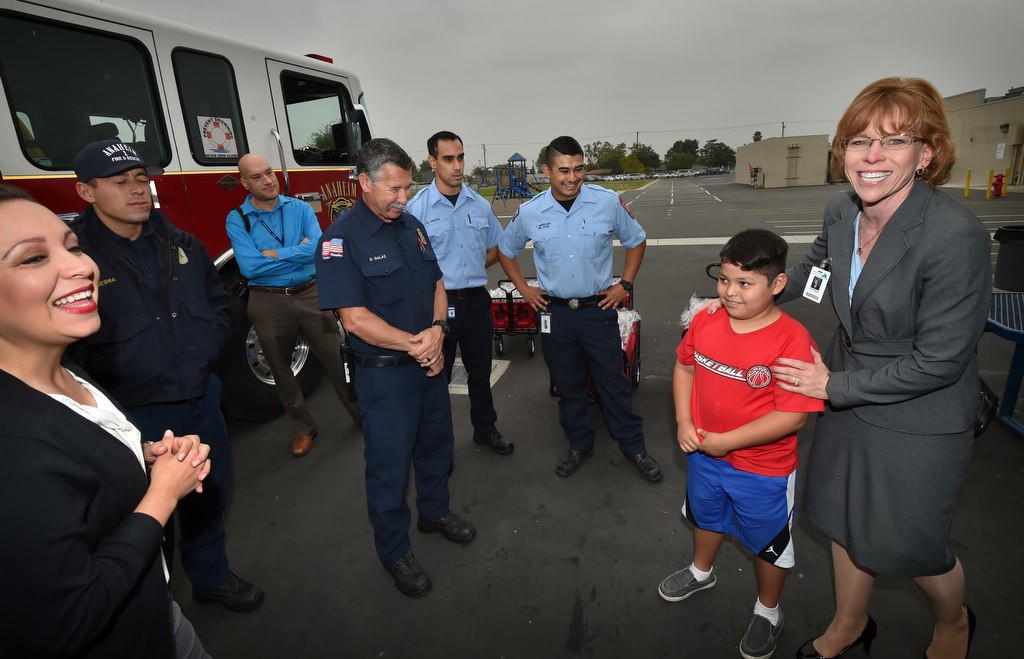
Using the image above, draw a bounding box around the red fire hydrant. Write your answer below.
[993,174,1005,197]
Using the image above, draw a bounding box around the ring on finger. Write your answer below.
[795,377,800,386]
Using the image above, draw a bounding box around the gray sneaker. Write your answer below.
[739,609,784,659]
[657,566,717,602]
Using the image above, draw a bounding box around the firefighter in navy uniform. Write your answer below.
[70,140,264,613]
[316,138,475,598]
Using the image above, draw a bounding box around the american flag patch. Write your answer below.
[321,238,344,259]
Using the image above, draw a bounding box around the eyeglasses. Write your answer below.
[841,134,924,151]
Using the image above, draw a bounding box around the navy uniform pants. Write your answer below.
[129,374,233,591]
[541,304,645,457]
[443,287,497,435]
[355,362,454,564]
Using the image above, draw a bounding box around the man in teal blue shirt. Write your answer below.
[227,153,359,457]
[405,131,511,455]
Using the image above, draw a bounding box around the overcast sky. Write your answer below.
[105,0,1022,171]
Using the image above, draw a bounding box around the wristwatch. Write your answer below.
[431,319,450,336]
[619,279,633,292]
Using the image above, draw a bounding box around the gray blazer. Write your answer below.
[781,181,991,434]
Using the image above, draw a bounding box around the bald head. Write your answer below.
[238,153,280,209]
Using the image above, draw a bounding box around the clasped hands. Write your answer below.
[408,325,445,376]
[143,430,212,496]
[677,422,732,458]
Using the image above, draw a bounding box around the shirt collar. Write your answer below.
[241,194,290,214]
[426,179,464,207]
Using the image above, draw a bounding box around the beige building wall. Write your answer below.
[945,88,1024,188]
[734,135,829,189]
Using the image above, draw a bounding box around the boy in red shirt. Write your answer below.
[659,229,824,659]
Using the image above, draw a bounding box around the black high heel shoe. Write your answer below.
[922,604,976,659]
[795,616,877,658]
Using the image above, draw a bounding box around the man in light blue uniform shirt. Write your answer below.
[227,153,359,457]
[498,136,662,482]
[405,131,511,455]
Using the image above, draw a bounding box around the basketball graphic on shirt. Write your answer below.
[746,365,772,389]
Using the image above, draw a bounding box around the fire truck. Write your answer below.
[0,0,371,419]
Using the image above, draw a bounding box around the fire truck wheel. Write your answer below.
[218,288,322,421]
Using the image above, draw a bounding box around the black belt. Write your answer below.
[446,286,485,299]
[353,353,417,367]
[248,278,317,296]
[547,295,600,310]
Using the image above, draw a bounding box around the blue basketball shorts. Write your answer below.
[682,451,796,568]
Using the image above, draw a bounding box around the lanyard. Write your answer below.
[255,214,284,246]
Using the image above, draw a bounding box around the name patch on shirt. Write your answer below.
[321,238,344,259]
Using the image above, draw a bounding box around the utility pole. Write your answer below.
[482,144,487,185]
[781,122,786,138]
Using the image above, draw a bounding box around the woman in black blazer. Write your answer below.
[0,186,213,658]
[772,78,989,659]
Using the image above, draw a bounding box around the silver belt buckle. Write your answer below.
[568,298,580,310]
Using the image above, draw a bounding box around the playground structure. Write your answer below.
[492,152,539,203]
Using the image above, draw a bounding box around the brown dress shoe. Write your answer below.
[292,434,314,457]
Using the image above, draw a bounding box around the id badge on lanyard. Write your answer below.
[802,258,832,304]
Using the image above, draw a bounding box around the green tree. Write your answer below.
[630,142,661,170]
[416,159,433,182]
[537,146,548,168]
[697,139,736,168]
[753,131,763,142]
[583,141,609,167]
[620,154,645,174]
[470,165,491,186]
[307,122,334,150]
[665,139,698,160]
[581,140,627,172]
[603,143,628,173]
[666,152,695,171]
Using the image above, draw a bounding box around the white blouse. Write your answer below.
[49,368,169,581]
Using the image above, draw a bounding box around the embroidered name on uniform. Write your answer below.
[98,277,116,288]
[694,351,773,389]
[321,238,344,259]
[369,254,387,262]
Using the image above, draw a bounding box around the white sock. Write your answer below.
[688,563,713,582]
[754,598,780,626]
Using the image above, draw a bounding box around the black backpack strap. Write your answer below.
[234,206,250,232]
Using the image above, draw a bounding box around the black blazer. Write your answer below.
[781,181,991,434]
[0,366,172,658]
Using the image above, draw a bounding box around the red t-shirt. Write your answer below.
[678,309,825,476]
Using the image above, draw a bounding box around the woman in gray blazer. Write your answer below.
[772,78,989,659]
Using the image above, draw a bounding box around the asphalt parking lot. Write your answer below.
[172,178,1024,658]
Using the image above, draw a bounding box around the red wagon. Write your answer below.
[547,276,643,396]
[490,279,540,357]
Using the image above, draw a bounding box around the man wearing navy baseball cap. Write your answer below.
[72,139,164,182]
[69,139,265,614]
